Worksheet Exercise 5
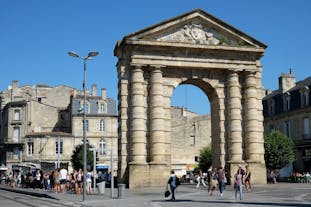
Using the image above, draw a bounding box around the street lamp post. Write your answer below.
[68,51,98,201]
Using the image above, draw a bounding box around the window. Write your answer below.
[190,123,196,145]
[13,147,19,159]
[303,117,310,139]
[99,139,106,155]
[13,126,20,142]
[81,101,89,113]
[14,109,21,120]
[55,139,63,154]
[82,120,89,132]
[283,93,291,111]
[100,103,106,113]
[284,121,291,138]
[28,141,34,156]
[100,120,105,132]
[268,99,275,116]
[300,86,310,108]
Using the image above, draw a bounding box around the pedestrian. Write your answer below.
[234,167,243,200]
[167,169,178,201]
[244,165,252,191]
[217,166,226,196]
[59,166,68,193]
[34,169,41,189]
[75,169,83,194]
[53,169,61,193]
[86,169,92,195]
[196,169,206,188]
[43,171,50,191]
[209,168,218,196]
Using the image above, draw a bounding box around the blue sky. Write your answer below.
[1,0,311,115]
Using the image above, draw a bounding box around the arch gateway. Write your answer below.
[114,9,267,188]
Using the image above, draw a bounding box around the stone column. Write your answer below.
[227,71,243,163]
[149,66,166,164]
[244,72,261,162]
[130,65,147,164]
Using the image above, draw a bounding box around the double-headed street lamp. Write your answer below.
[68,51,99,201]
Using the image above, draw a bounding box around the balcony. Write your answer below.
[293,134,311,148]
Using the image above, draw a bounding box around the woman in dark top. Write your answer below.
[244,165,251,191]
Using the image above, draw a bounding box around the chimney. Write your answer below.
[12,80,18,90]
[101,88,106,100]
[279,69,296,93]
[73,89,77,98]
[92,84,97,96]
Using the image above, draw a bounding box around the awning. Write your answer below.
[96,164,109,170]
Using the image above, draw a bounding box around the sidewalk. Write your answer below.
[1,183,311,207]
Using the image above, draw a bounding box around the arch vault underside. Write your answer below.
[114,9,267,188]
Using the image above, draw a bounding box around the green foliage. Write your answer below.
[198,145,212,172]
[264,130,295,170]
[71,143,94,171]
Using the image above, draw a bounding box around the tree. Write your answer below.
[264,130,295,170]
[71,143,94,171]
[198,144,212,172]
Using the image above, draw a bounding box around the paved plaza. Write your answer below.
[1,183,311,207]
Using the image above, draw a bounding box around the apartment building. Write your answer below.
[0,80,117,174]
[263,70,311,173]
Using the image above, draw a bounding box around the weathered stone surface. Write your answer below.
[115,9,267,188]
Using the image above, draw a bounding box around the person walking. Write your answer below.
[209,168,218,196]
[217,166,226,197]
[234,167,243,200]
[167,170,178,201]
[196,169,206,188]
[244,165,252,191]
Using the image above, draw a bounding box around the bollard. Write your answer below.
[118,184,125,198]
[97,181,106,194]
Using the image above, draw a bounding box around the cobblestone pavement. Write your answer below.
[1,183,311,207]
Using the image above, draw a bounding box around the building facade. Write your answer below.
[0,80,118,174]
[171,107,211,176]
[263,70,311,174]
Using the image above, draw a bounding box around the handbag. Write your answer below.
[164,190,171,197]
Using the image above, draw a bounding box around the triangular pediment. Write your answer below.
[124,9,266,49]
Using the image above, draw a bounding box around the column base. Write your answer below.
[128,162,170,189]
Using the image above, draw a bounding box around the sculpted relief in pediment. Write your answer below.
[150,21,240,46]
[158,23,221,45]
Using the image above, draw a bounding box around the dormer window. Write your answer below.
[283,92,291,111]
[98,101,107,113]
[81,101,90,113]
[300,86,309,108]
[268,99,275,116]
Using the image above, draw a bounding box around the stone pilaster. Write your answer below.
[149,66,166,164]
[227,71,243,163]
[130,65,147,164]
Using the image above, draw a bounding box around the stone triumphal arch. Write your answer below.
[114,9,267,188]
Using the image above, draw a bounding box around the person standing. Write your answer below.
[244,165,252,191]
[86,169,92,195]
[234,167,243,200]
[167,170,177,201]
[59,166,68,193]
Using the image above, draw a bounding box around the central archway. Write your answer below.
[114,9,267,188]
